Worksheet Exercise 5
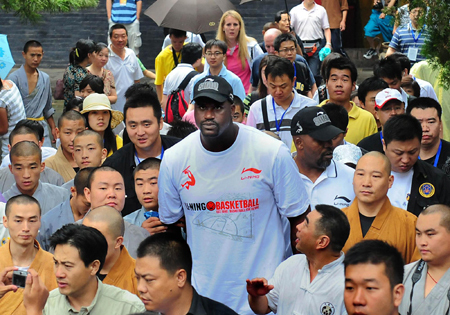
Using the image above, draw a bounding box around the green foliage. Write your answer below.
[411,0,450,88]
[0,0,99,23]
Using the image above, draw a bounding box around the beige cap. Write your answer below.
[81,93,124,129]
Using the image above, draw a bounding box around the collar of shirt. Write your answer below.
[176,63,195,70]
[304,252,345,275]
[346,101,359,119]
[269,89,302,109]
[300,2,317,12]
[187,288,208,315]
[64,278,103,313]
[108,45,133,60]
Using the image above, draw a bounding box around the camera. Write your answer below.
[373,1,384,10]
[12,270,28,288]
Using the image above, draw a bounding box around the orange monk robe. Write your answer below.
[342,197,421,264]
[103,245,138,295]
[0,240,57,315]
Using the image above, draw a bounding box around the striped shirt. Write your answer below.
[111,0,141,24]
[389,23,429,63]
[0,82,26,158]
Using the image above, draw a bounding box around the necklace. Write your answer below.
[427,271,438,283]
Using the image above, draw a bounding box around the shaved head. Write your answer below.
[264,28,282,40]
[83,205,125,239]
[421,204,450,232]
[10,140,42,162]
[358,151,391,175]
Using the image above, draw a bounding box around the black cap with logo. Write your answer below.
[193,75,234,104]
[291,106,344,142]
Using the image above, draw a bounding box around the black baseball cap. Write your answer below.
[291,106,344,141]
[193,75,234,103]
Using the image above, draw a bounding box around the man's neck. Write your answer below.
[10,240,38,267]
[201,124,239,153]
[307,251,341,282]
[23,64,38,75]
[70,198,88,222]
[332,99,352,112]
[100,247,121,275]
[295,155,325,184]
[426,259,450,283]
[68,278,99,312]
[357,197,385,217]
[209,65,223,76]
[420,139,441,160]
[303,1,315,10]
[135,136,163,160]
[18,183,39,197]
[275,91,295,110]
[164,286,193,315]
[110,44,125,60]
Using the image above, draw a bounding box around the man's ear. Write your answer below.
[101,148,107,161]
[382,138,386,153]
[40,162,45,173]
[90,260,101,275]
[84,187,91,203]
[70,186,77,198]
[393,283,405,307]
[176,269,187,288]
[55,127,60,139]
[115,236,124,249]
[159,117,164,131]
[316,235,330,250]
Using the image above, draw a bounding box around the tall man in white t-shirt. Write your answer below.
[158,75,310,315]
[292,106,355,210]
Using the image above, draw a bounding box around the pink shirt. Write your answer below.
[226,44,251,92]
[182,110,198,128]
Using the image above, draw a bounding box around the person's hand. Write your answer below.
[0,267,18,299]
[379,13,386,19]
[23,269,48,314]
[51,127,58,144]
[246,278,274,297]
[340,20,346,31]
[141,217,168,235]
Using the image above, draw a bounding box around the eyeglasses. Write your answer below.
[278,47,296,54]
[205,52,224,57]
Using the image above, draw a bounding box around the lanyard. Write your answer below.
[272,96,294,133]
[418,140,442,167]
[135,145,164,164]
[410,23,424,45]
[292,62,297,78]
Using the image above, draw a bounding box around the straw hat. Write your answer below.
[80,93,124,129]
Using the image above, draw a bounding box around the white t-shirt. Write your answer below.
[300,160,355,210]
[414,77,439,101]
[267,253,347,315]
[104,46,144,113]
[290,3,330,40]
[162,63,196,96]
[246,90,318,148]
[388,169,414,209]
[158,125,310,315]
[161,32,205,50]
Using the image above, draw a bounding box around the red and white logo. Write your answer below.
[241,167,261,180]
[181,166,196,190]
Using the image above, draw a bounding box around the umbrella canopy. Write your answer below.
[0,34,15,80]
[145,0,236,34]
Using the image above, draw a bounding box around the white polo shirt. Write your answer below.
[290,3,330,41]
[300,160,355,210]
[414,77,439,101]
[267,253,347,315]
[246,90,318,148]
[104,46,143,112]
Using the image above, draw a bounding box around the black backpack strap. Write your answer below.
[261,98,270,131]
[172,48,179,68]
[177,71,198,91]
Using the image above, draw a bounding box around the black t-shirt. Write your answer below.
[422,139,450,176]
[293,61,312,96]
[359,212,376,237]
[98,273,107,281]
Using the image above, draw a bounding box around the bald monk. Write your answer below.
[0,195,57,315]
[342,151,420,264]
[82,205,138,295]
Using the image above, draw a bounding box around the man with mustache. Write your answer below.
[158,75,310,315]
[292,106,355,210]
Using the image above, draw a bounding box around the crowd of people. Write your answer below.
[0,0,449,315]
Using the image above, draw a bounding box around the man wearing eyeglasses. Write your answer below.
[186,39,246,104]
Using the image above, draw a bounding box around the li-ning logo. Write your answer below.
[241,167,261,180]
[198,79,219,92]
[181,166,196,190]
[313,112,331,127]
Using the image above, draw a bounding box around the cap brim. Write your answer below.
[309,125,344,142]
[193,91,228,103]
[376,97,403,109]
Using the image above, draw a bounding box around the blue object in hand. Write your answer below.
[319,46,331,61]
[144,211,159,219]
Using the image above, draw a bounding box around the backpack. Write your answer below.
[165,71,197,124]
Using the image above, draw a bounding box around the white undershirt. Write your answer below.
[388,169,414,210]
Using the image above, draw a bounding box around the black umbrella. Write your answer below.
[145,0,236,34]
[240,0,289,12]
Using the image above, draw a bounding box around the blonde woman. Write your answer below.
[217,10,264,92]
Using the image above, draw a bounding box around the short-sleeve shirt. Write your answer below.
[290,2,331,40]
[110,0,141,24]
[389,24,429,64]
[154,46,182,86]
[267,253,347,315]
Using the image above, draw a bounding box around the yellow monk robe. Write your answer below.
[103,245,138,295]
[0,240,57,315]
[342,198,421,264]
